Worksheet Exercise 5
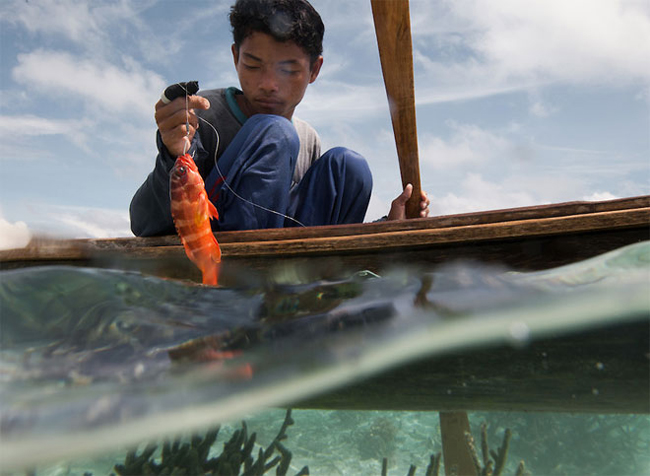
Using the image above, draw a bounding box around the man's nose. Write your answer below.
[259,69,279,93]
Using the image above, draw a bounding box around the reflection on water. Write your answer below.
[1,241,649,474]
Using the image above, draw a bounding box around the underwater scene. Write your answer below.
[1,241,649,475]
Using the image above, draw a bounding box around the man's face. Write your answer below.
[232,31,322,120]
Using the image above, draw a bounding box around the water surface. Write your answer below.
[1,241,648,473]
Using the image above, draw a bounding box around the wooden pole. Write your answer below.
[371,2,475,474]
[371,0,423,219]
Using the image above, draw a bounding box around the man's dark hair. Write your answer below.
[229,0,324,64]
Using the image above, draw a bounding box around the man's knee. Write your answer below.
[246,114,300,152]
[323,147,373,192]
[231,114,300,175]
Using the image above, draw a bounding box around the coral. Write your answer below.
[464,422,528,476]
[381,453,441,476]
[112,409,308,476]
[378,421,525,476]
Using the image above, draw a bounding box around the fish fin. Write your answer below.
[180,236,197,262]
[208,200,219,220]
[210,233,222,263]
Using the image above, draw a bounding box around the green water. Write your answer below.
[1,242,649,475]
[22,410,650,475]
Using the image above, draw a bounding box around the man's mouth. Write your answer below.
[255,98,282,109]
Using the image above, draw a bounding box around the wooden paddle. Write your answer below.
[370,0,423,219]
[371,2,476,475]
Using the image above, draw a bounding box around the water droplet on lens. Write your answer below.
[509,321,530,346]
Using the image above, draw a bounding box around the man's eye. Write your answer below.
[243,64,260,70]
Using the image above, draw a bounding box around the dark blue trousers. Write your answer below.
[204,114,372,230]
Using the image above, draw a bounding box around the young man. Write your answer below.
[130,0,429,237]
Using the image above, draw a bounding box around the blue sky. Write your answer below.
[1,0,648,248]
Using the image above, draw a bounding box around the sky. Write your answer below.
[0,0,649,249]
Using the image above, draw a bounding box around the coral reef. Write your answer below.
[381,453,441,476]
[464,422,528,476]
[72,410,648,475]
[378,421,527,476]
[112,409,308,476]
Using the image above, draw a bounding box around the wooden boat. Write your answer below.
[1,195,648,281]
[1,195,649,414]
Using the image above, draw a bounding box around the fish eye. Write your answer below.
[177,166,187,175]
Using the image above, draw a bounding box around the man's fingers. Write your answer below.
[157,107,199,135]
[397,183,413,203]
[153,95,210,157]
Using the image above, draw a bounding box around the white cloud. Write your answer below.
[0,0,160,58]
[0,115,84,136]
[12,50,165,118]
[583,191,619,202]
[57,212,132,238]
[51,206,132,239]
[1,0,101,43]
[431,173,536,215]
[529,99,557,118]
[409,0,650,106]
[0,214,31,250]
[0,114,96,161]
[299,81,387,126]
[442,0,650,85]
[419,121,514,170]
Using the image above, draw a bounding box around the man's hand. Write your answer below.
[155,96,210,158]
[387,184,430,220]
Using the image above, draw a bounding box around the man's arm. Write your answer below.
[130,95,210,237]
[129,133,177,236]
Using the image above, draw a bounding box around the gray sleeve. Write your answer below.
[292,117,321,185]
[129,131,177,237]
[129,89,239,237]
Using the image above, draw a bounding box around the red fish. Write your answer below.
[170,153,221,285]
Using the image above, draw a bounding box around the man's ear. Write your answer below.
[232,43,239,65]
[309,55,323,83]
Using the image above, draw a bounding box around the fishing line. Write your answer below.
[166,81,305,227]
[183,90,190,155]
[196,114,306,227]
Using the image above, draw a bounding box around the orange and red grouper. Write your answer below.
[170,153,222,286]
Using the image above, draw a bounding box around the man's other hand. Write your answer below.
[387,184,430,220]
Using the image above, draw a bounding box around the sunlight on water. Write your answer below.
[1,241,648,474]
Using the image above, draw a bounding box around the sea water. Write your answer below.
[1,241,648,475]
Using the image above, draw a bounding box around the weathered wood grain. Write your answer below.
[371,0,422,218]
[2,197,648,263]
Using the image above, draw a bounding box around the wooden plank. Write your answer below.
[219,208,649,258]
[89,195,650,246]
[295,319,650,414]
[2,204,647,264]
[5,195,646,257]
[1,198,647,286]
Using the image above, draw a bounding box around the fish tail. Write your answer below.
[202,260,220,286]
